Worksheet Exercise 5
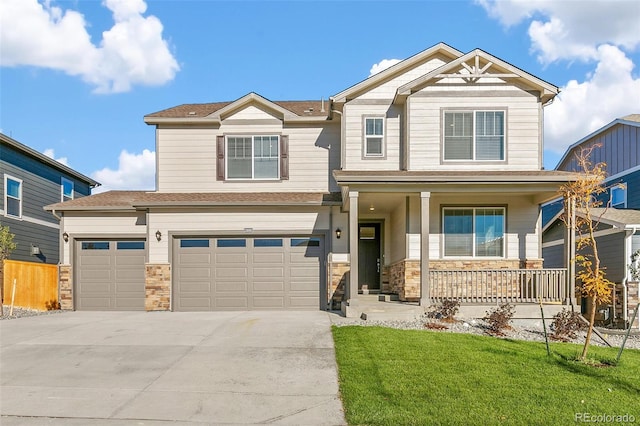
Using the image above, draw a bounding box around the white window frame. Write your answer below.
[363,116,385,158]
[61,177,74,202]
[443,110,506,162]
[4,174,23,219]
[225,135,280,180]
[442,207,506,258]
[610,185,626,208]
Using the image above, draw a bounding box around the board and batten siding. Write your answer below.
[155,116,340,193]
[407,88,541,170]
[147,208,330,263]
[559,123,640,176]
[60,212,146,264]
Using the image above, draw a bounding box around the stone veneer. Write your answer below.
[145,264,171,311]
[389,259,545,302]
[59,265,73,310]
[329,262,349,310]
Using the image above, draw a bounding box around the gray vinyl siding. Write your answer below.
[595,232,626,283]
[1,143,93,264]
[542,245,564,268]
[558,123,640,175]
[0,219,58,264]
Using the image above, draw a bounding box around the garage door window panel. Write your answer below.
[180,239,210,248]
[117,241,145,250]
[82,242,110,250]
[217,239,247,248]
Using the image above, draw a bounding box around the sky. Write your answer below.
[1,0,639,193]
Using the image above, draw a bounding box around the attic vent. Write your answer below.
[188,111,196,116]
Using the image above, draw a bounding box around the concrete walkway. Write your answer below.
[0,311,346,425]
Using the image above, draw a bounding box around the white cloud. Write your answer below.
[369,59,401,76]
[476,0,640,155]
[0,0,179,93]
[476,0,640,64]
[545,45,640,154]
[91,149,155,193]
[42,148,69,166]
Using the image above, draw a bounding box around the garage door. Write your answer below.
[174,236,324,311]
[75,240,146,310]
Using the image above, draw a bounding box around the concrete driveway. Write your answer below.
[0,311,346,425]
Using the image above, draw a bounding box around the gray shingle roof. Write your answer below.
[45,191,342,211]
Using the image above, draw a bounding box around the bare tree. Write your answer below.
[0,225,17,315]
[559,144,615,360]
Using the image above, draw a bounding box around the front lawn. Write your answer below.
[332,326,640,425]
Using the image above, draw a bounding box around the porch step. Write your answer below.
[378,294,400,302]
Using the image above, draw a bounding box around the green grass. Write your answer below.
[332,326,640,426]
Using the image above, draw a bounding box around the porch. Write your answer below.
[333,267,571,319]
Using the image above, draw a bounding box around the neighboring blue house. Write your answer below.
[1,133,99,264]
[542,114,640,329]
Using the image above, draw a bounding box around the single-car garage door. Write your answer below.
[75,240,146,310]
[173,236,324,311]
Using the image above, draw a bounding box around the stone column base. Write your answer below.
[145,264,171,311]
[329,262,349,310]
[59,265,73,310]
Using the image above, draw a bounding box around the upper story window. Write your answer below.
[224,135,281,180]
[443,110,505,161]
[610,185,626,208]
[443,207,505,257]
[364,117,384,157]
[4,174,22,218]
[61,177,74,202]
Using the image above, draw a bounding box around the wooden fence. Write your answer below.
[2,260,58,311]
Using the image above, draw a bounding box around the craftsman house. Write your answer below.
[45,43,578,316]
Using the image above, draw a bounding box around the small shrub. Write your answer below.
[551,308,587,341]
[483,303,515,336]
[426,299,460,322]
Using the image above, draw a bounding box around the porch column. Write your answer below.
[420,192,431,306]
[347,190,359,304]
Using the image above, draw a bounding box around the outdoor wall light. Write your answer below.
[62,232,69,243]
[155,230,162,242]
[335,228,342,239]
[30,244,41,256]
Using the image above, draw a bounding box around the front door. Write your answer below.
[358,223,381,291]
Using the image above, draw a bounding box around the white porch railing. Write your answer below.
[429,269,567,304]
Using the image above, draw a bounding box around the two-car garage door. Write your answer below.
[173,236,324,311]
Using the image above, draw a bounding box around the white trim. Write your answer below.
[442,109,506,162]
[225,135,280,181]
[363,116,385,158]
[61,177,74,202]
[442,206,506,258]
[543,226,625,248]
[4,174,22,219]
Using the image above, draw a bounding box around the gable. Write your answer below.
[222,104,282,122]
[331,43,463,103]
[395,49,558,104]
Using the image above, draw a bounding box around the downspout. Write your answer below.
[50,209,62,221]
[622,226,638,326]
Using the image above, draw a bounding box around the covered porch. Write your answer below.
[330,170,578,318]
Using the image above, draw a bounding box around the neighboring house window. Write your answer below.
[443,207,505,257]
[61,177,74,202]
[610,185,626,208]
[4,175,22,218]
[364,117,384,157]
[217,135,289,181]
[443,110,505,161]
